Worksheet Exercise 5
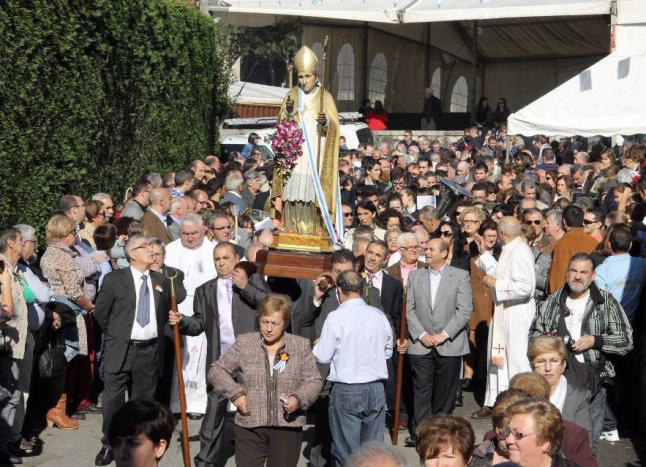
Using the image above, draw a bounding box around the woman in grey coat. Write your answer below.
[210,293,322,467]
[528,336,592,433]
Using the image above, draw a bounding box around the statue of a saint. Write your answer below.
[271,45,340,252]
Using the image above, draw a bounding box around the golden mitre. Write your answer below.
[293,46,319,74]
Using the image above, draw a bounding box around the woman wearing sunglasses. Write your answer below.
[435,221,470,272]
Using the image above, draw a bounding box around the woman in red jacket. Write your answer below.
[366,100,388,130]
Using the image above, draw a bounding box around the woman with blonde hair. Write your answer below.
[79,199,106,249]
[458,206,486,252]
[40,215,96,431]
[528,336,591,432]
[504,399,576,466]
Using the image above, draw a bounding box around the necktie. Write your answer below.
[165,215,174,227]
[136,274,150,327]
[366,272,375,288]
[222,278,233,305]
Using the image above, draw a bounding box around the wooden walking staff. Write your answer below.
[316,35,329,172]
[166,270,192,466]
[391,287,408,445]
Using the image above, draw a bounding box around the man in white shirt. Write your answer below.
[164,214,217,418]
[93,234,174,466]
[313,270,393,467]
[405,238,472,445]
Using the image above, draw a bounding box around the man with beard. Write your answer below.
[530,253,632,454]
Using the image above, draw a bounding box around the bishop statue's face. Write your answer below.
[298,72,317,93]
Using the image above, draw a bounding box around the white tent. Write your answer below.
[507,46,646,137]
[228,80,289,105]
[209,0,610,24]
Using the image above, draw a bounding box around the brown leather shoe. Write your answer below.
[471,406,493,419]
[46,394,79,430]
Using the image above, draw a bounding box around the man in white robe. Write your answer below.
[479,216,536,407]
[164,213,216,415]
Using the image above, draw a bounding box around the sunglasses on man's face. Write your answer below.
[524,220,542,226]
[440,231,453,237]
[583,219,598,225]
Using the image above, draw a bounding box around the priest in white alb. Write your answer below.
[164,213,217,416]
[477,216,536,407]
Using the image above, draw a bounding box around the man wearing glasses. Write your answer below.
[163,214,217,420]
[523,209,553,305]
[386,232,426,286]
[207,212,245,257]
[94,234,174,466]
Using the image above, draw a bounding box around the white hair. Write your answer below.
[397,232,418,249]
[346,442,410,467]
[225,172,244,192]
[179,213,203,227]
[92,192,112,203]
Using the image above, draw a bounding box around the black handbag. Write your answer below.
[38,333,67,379]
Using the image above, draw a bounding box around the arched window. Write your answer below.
[368,52,387,105]
[337,43,355,101]
[450,76,468,112]
[311,42,324,76]
[431,68,441,98]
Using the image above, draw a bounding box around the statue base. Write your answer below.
[270,232,334,253]
[255,248,332,280]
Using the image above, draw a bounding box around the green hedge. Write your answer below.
[0,0,230,232]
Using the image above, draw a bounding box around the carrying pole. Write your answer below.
[391,287,407,445]
[167,271,192,466]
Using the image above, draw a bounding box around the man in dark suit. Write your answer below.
[93,234,174,466]
[405,238,472,446]
[168,241,270,467]
[141,188,173,245]
[363,240,406,427]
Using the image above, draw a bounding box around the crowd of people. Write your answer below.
[1,122,646,467]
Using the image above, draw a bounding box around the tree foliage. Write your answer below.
[225,22,301,85]
[0,0,230,233]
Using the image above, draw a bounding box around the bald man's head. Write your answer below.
[498,216,522,244]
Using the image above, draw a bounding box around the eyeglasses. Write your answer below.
[211,225,232,231]
[533,357,563,367]
[462,219,480,225]
[440,231,453,237]
[506,428,536,441]
[582,219,598,225]
[343,212,354,217]
[524,220,542,226]
[131,242,151,251]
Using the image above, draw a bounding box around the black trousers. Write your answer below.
[234,425,302,467]
[101,341,159,447]
[194,387,228,467]
[309,394,331,467]
[409,349,461,435]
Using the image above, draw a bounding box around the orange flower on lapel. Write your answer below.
[155,284,163,293]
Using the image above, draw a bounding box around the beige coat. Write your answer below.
[209,332,322,429]
[0,254,28,360]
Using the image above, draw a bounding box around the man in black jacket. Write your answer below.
[93,234,174,466]
[168,241,270,467]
